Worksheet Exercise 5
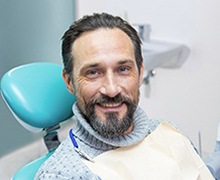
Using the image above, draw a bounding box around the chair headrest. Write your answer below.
[1,62,76,132]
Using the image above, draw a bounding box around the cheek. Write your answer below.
[127,81,139,98]
[76,78,101,103]
[121,75,140,98]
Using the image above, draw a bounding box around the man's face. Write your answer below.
[63,28,144,137]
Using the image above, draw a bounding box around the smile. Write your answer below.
[95,102,127,117]
[99,102,122,108]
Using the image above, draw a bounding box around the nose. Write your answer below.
[99,72,121,97]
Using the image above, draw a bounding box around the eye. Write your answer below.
[118,66,130,74]
[86,69,101,79]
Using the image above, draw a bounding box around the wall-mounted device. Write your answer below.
[142,40,190,71]
[133,24,190,85]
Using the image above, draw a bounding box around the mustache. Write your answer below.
[90,93,133,105]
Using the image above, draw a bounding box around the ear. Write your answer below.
[62,69,75,94]
[138,63,145,87]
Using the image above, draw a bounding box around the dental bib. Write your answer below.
[83,123,214,180]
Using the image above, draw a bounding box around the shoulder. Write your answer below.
[35,138,99,180]
[147,119,181,134]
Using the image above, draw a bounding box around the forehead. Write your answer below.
[71,28,135,69]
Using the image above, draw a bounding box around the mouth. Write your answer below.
[96,102,126,114]
[98,102,123,108]
[92,94,129,118]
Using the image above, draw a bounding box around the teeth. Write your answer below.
[100,102,121,108]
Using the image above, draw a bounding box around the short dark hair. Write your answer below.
[62,12,143,77]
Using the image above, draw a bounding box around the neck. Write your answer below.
[71,104,153,149]
[123,123,134,135]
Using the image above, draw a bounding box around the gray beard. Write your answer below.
[77,93,138,138]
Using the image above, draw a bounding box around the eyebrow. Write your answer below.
[118,59,135,65]
[80,63,99,74]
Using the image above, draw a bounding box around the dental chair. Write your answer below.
[0,62,76,179]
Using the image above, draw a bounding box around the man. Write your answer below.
[35,13,214,179]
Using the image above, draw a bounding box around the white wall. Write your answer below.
[76,0,220,155]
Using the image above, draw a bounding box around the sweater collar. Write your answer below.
[71,103,151,150]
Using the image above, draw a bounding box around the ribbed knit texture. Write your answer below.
[35,104,161,180]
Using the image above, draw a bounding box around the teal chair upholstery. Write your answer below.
[12,152,54,180]
[0,62,76,179]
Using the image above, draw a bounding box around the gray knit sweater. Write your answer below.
[35,104,161,180]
